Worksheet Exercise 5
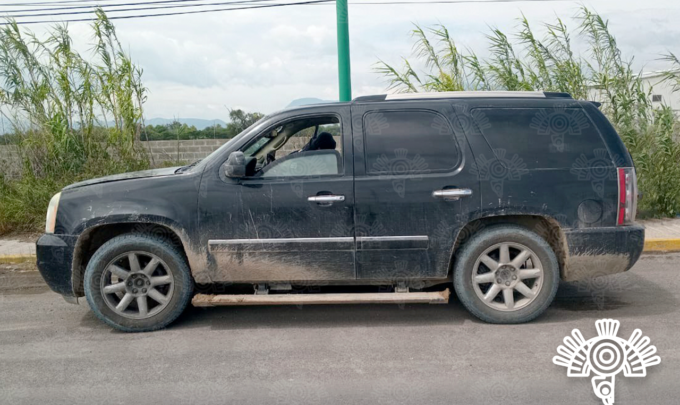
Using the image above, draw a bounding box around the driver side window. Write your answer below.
[261,150,341,178]
[241,115,343,178]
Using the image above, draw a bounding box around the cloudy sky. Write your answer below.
[22,0,680,120]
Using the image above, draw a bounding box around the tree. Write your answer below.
[141,110,264,141]
[227,109,264,136]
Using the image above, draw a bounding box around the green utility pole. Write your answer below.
[336,0,352,101]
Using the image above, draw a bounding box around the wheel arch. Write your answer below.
[449,215,568,280]
[71,222,191,297]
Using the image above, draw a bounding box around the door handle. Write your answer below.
[432,188,473,200]
[308,195,345,203]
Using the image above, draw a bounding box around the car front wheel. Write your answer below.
[84,234,194,332]
[453,225,560,324]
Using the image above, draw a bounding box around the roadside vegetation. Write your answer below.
[0,11,149,234]
[0,10,265,235]
[142,109,263,141]
[377,6,680,218]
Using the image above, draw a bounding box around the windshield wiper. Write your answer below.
[176,159,201,173]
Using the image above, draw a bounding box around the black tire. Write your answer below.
[84,234,194,332]
[453,225,559,324]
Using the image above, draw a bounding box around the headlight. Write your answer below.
[45,192,61,234]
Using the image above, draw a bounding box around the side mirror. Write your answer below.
[223,151,246,178]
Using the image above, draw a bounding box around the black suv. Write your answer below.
[36,91,644,332]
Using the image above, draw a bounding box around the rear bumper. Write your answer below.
[36,233,78,297]
[561,225,645,281]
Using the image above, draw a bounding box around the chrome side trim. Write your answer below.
[210,236,430,253]
[356,236,429,242]
[209,237,354,245]
[357,235,429,250]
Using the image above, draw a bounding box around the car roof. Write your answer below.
[278,92,575,113]
[353,91,572,102]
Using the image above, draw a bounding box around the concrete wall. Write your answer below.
[0,136,343,176]
[145,139,227,164]
[146,136,341,164]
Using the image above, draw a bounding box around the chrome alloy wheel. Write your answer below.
[471,242,544,311]
[100,251,174,319]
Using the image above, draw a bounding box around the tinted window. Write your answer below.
[364,110,459,175]
[474,108,610,169]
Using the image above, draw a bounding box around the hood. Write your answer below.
[63,167,181,190]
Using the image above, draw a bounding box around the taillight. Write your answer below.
[617,167,637,225]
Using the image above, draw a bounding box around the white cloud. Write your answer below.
[266,24,333,46]
[25,0,680,119]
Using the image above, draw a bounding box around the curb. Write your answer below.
[1,238,680,264]
[0,255,35,264]
[643,238,680,253]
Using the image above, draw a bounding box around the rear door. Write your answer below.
[351,101,481,282]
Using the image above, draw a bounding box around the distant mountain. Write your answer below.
[286,98,336,108]
[145,118,228,130]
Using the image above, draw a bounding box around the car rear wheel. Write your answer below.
[84,234,193,332]
[453,225,559,324]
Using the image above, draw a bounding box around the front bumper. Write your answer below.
[561,224,645,281]
[36,233,78,297]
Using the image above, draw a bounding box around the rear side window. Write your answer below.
[363,110,459,174]
[474,108,610,169]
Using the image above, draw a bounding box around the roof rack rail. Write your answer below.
[543,92,573,98]
[353,94,387,102]
[353,91,573,102]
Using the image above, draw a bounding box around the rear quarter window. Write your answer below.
[474,107,611,169]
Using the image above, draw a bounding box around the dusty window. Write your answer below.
[363,110,458,175]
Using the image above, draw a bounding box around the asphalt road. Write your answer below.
[1,253,678,405]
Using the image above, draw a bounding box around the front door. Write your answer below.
[198,106,355,283]
[351,101,481,282]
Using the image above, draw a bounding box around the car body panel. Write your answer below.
[562,224,644,281]
[351,101,481,280]
[63,167,181,190]
[457,98,621,229]
[53,170,207,288]
[197,104,356,283]
[34,95,646,301]
[36,233,78,296]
